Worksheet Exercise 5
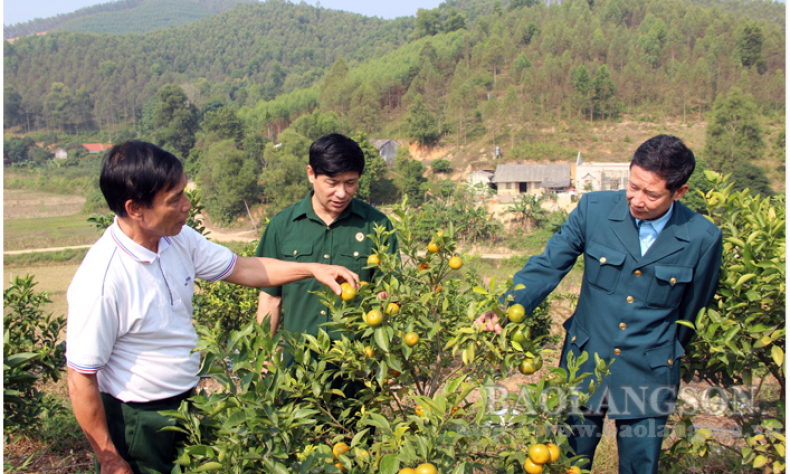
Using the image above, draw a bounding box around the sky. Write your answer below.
[3,0,444,26]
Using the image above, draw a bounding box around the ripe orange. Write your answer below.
[332,442,349,460]
[363,346,375,358]
[359,281,369,286]
[507,304,526,323]
[365,309,383,327]
[340,283,356,301]
[404,332,419,347]
[367,254,380,265]
[415,405,424,417]
[528,444,550,464]
[419,263,430,270]
[427,242,440,253]
[334,462,345,472]
[546,443,560,463]
[386,302,400,315]
[523,457,544,474]
[435,284,442,293]
[519,359,536,375]
[399,469,416,474]
[567,466,582,474]
[415,463,438,474]
[448,256,463,269]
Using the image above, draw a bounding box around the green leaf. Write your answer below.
[188,462,223,472]
[675,320,696,330]
[734,273,756,290]
[772,346,784,367]
[374,327,390,353]
[380,453,399,474]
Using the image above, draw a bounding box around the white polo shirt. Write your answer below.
[66,221,237,403]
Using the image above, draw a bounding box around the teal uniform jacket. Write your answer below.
[512,190,722,419]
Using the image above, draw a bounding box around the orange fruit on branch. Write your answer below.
[332,442,349,460]
[367,254,380,265]
[448,256,463,269]
[415,463,438,474]
[507,304,526,323]
[523,458,544,474]
[404,332,419,347]
[546,443,560,463]
[528,444,550,464]
[365,309,383,327]
[340,283,356,301]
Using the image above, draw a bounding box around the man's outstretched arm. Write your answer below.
[225,258,358,295]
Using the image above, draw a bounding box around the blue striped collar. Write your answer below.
[109,218,171,264]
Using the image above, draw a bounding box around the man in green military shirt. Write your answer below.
[255,133,398,358]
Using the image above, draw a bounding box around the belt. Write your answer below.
[105,388,195,407]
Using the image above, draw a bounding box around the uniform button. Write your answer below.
[600,257,607,264]
[353,251,359,257]
[627,296,634,303]
[571,336,577,342]
[320,310,326,315]
[324,254,330,259]
[634,270,642,276]
[619,322,626,330]
[293,250,298,255]
[668,359,674,366]
[327,226,331,231]
[614,348,621,356]
[670,277,677,285]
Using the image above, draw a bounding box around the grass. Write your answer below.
[4,215,100,251]
[3,264,82,322]
[3,248,90,267]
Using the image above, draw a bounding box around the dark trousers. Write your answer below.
[566,412,669,474]
[97,391,191,474]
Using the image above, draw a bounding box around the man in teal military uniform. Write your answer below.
[505,135,722,473]
[256,133,398,362]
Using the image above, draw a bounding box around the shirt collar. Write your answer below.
[292,191,367,224]
[109,217,171,264]
[635,202,674,233]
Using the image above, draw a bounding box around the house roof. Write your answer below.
[82,143,112,153]
[492,164,571,188]
[370,139,398,150]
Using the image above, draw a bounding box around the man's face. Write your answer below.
[307,166,359,220]
[138,175,192,238]
[626,165,687,221]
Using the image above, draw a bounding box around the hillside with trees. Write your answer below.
[4,0,785,224]
[3,0,253,38]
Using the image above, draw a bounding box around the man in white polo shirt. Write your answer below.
[66,141,358,474]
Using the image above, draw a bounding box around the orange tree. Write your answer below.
[167,200,611,473]
[666,173,785,473]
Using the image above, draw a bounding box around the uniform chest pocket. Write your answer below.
[646,264,693,308]
[337,246,369,275]
[584,241,627,294]
[282,242,314,262]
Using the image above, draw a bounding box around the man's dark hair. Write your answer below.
[630,134,695,193]
[100,141,184,217]
[309,133,365,177]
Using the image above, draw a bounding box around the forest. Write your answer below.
[3,0,786,223]
[3,0,254,39]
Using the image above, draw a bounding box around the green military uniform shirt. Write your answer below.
[255,192,398,339]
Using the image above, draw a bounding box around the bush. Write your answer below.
[666,172,785,472]
[431,159,452,174]
[170,203,612,473]
[3,276,66,439]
